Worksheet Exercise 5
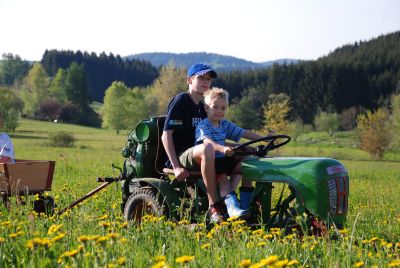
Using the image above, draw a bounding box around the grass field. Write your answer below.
[1,119,399,267]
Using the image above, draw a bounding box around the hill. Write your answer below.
[125,52,299,71]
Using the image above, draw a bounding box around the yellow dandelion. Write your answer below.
[178,220,189,225]
[252,229,264,236]
[195,231,204,240]
[48,224,63,235]
[368,237,378,243]
[249,263,261,268]
[164,221,176,228]
[78,235,100,243]
[9,231,24,239]
[227,216,240,221]
[117,256,126,265]
[119,222,128,228]
[239,259,252,268]
[206,232,213,239]
[51,233,66,243]
[257,242,267,247]
[26,238,53,249]
[120,238,128,244]
[0,237,5,243]
[339,228,349,235]
[286,233,297,239]
[263,234,273,240]
[175,255,195,264]
[287,260,299,266]
[388,259,400,267]
[274,259,289,267]
[0,221,11,227]
[99,221,112,228]
[354,261,364,267]
[232,220,246,226]
[152,261,169,268]
[61,248,81,258]
[259,255,278,265]
[154,255,167,262]
[201,243,211,249]
[96,236,109,244]
[246,242,254,248]
[269,228,281,235]
[106,233,120,239]
[98,214,109,220]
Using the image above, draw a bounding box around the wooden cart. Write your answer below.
[0,160,55,213]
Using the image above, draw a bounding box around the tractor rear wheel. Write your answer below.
[123,188,167,223]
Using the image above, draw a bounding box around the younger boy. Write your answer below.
[195,87,264,218]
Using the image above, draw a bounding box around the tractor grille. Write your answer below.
[328,176,348,215]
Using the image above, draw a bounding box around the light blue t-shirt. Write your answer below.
[195,118,245,158]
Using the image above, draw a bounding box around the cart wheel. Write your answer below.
[33,195,55,215]
[123,188,168,224]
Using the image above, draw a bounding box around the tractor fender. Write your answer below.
[132,178,181,219]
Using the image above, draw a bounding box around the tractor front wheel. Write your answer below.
[123,188,167,223]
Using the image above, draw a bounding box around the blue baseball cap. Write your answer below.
[187,63,217,78]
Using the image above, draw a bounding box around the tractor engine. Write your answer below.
[120,116,163,208]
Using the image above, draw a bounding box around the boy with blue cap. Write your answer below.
[162,63,243,223]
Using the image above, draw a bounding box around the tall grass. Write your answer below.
[0,119,399,267]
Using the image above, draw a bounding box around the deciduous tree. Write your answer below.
[314,111,340,136]
[20,63,50,117]
[263,93,291,133]
[145,64,186,116]
[0,88,23,131]
[357,108,392,159]
[101,82,130,133]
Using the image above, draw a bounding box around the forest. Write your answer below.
[0,31,399,130]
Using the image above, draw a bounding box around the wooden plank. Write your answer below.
[0,160,55,194]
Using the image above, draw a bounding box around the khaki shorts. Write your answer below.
[178,147,201,171]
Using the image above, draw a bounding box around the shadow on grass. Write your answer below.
[9,134,48,140]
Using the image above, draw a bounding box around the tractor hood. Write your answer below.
[242,157,349,226]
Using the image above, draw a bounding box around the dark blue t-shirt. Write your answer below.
[163,92,207,154]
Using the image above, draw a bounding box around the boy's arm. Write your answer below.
[202,137,234,156]
[161,130,189,181]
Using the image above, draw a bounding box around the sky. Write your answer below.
[1,0,399,63]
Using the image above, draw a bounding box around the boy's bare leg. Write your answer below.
[229,174,242,192]
[231,162,253,188]
[193,143,218,206]
[218,175,231,197]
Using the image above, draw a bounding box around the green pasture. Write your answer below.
[0,119,399,267]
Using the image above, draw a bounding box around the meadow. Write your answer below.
[0,119,399,267]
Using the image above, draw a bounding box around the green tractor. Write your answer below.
[119,116,349,233]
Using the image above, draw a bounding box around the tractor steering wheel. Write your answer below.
[233,134,291,157]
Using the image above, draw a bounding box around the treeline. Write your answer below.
[1,31,399,130]
[41,50,158,102]
[224,31,400,128]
